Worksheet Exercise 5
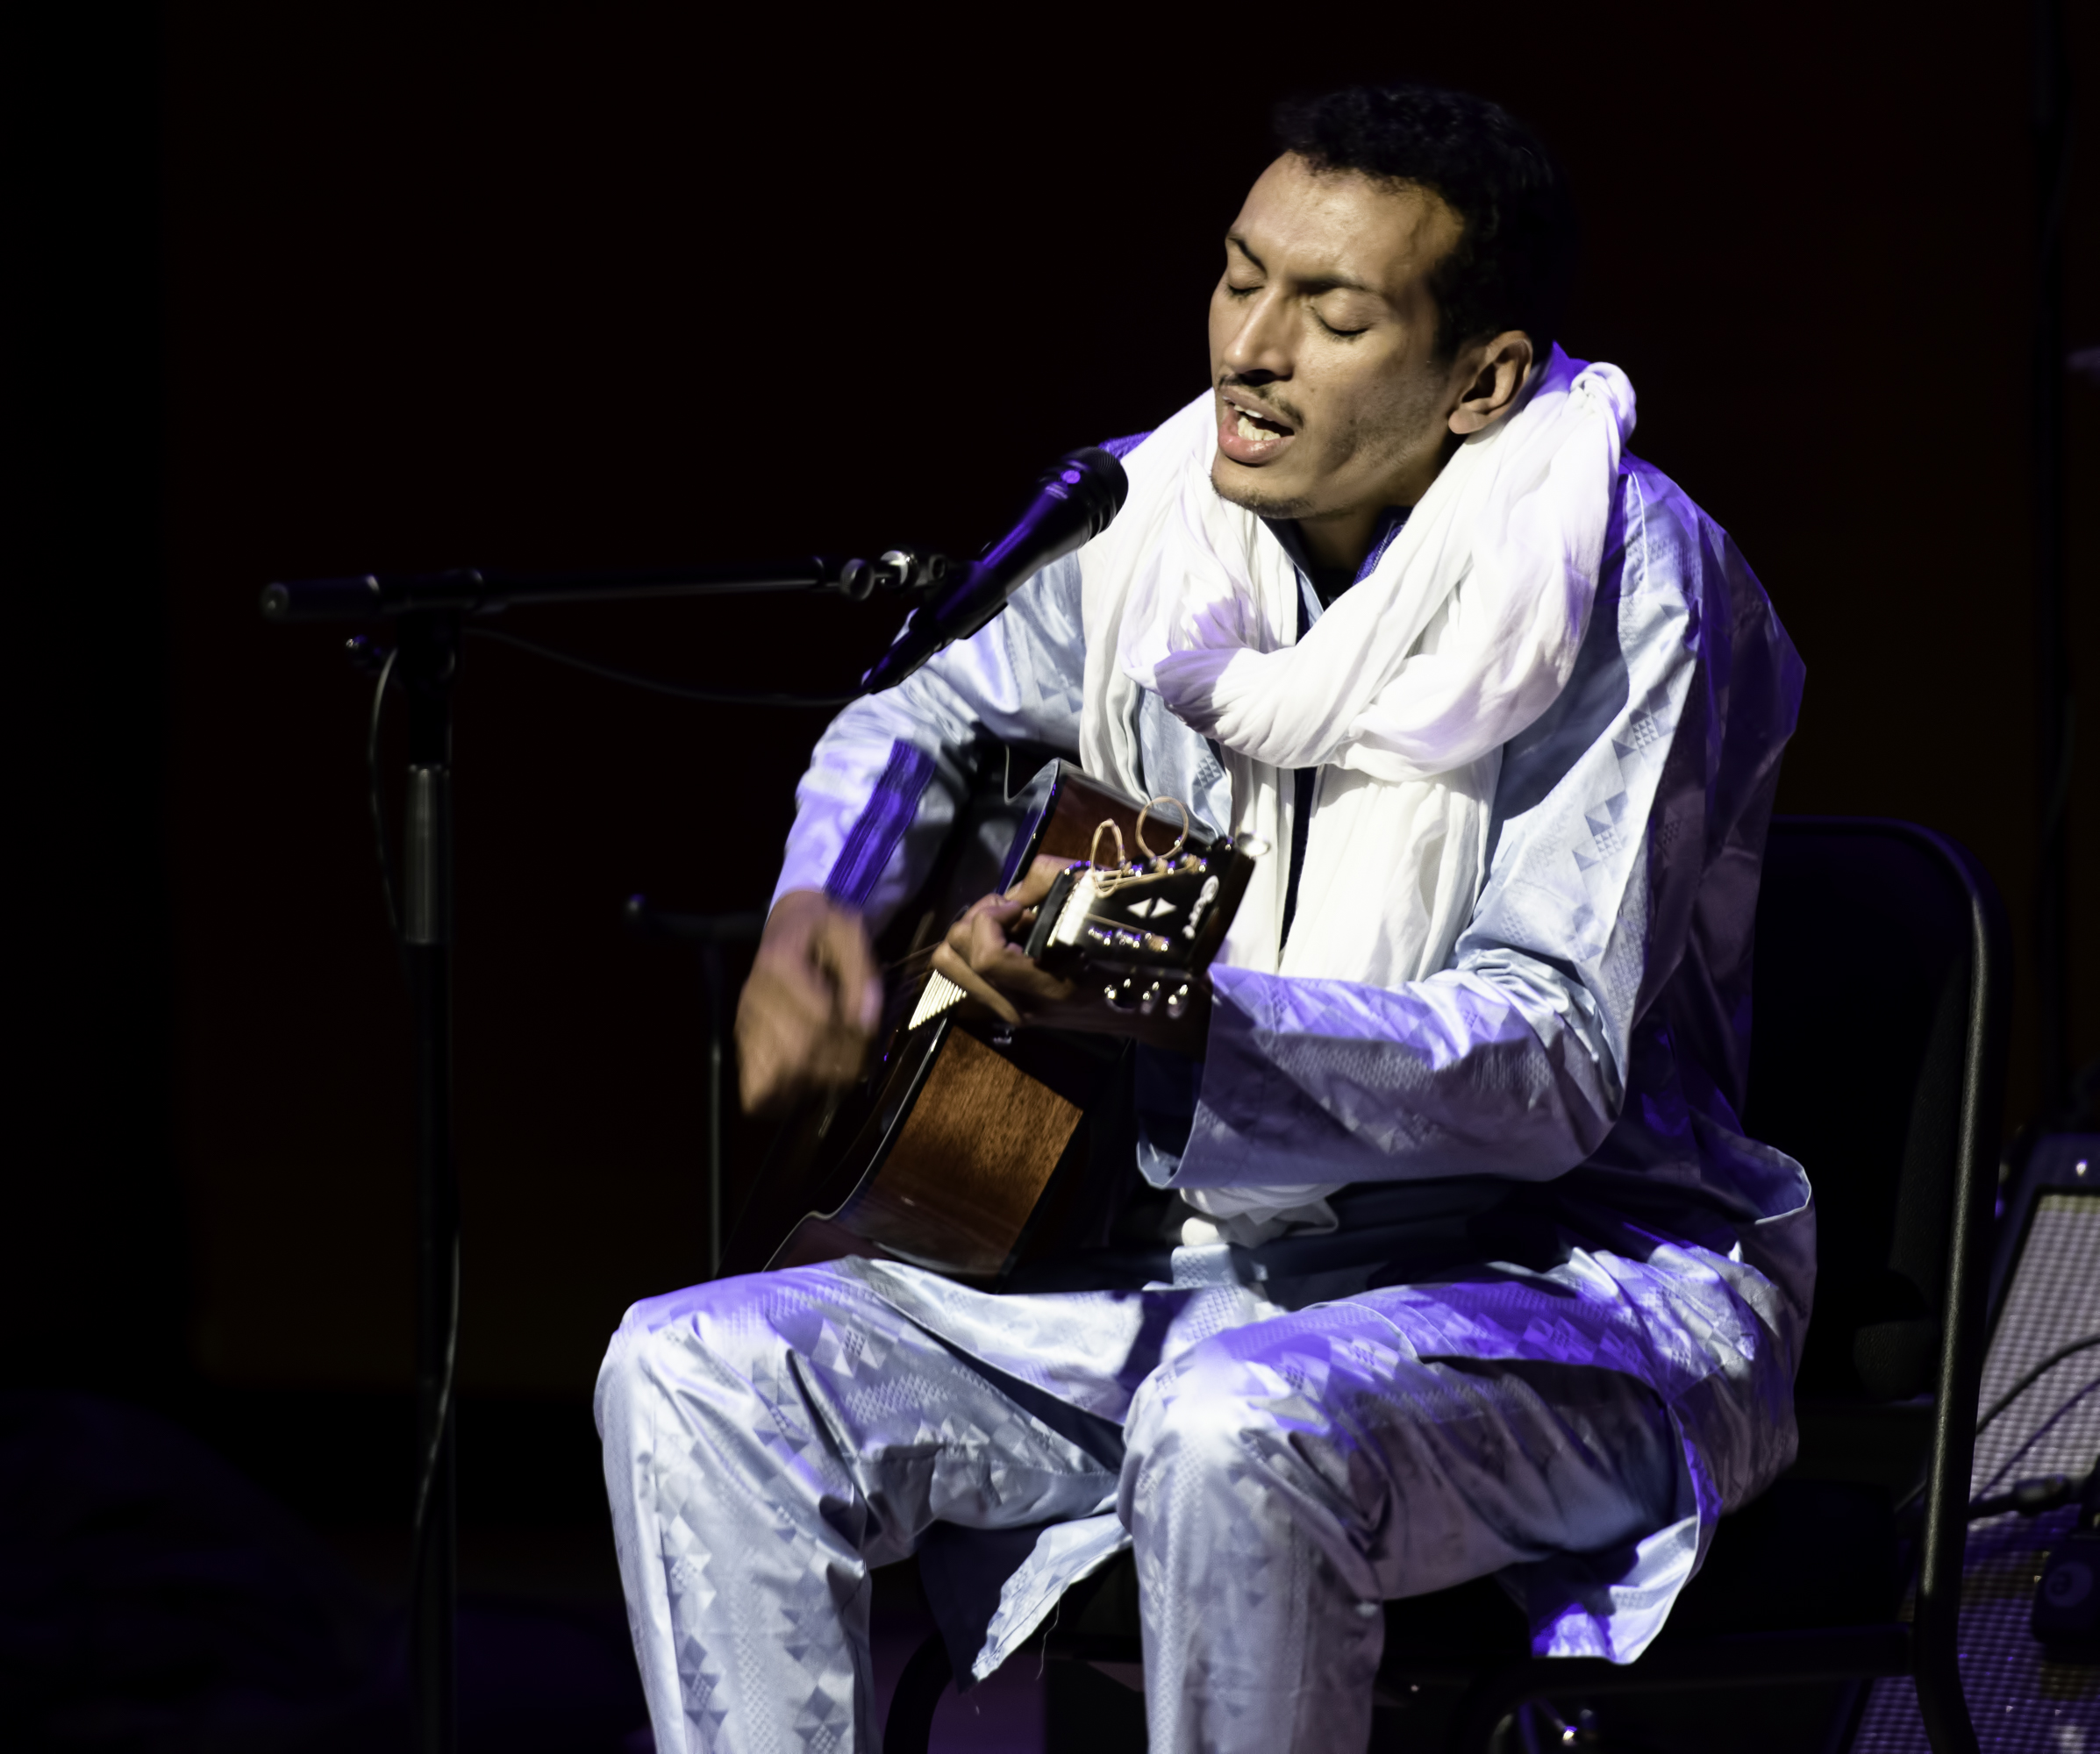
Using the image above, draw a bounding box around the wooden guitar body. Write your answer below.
[719,757,1254,1286]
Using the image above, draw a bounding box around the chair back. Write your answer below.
[1743,816,2010,1405]
[1742,816,2008,1750]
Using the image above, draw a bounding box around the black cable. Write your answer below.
[465,624,859,707]
[1895,1331,2100,1517]
[1975,1332,2100,1439]
[367,644,404,952]
[1972,1370,2099,1503]
[406,1233,460,1611]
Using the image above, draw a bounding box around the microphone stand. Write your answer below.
[263,553,940,1754]
[264,442,1122,1754]
[397,610,457,1754]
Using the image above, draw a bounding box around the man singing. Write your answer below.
[597,82,1810,1752]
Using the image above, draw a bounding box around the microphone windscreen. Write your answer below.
[931,446,1128,640]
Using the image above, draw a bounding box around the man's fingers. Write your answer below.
[735,951,876,1114]
[803,1018,873,1087]
[1003,853,1078,907]
[744,957,836,1035]
[811,909,882,1034]
[734,889,884,1115]
[968,910,1079,1002]
[936,907,1080,1014]
[735,966,822,1112]
[756,889,875,1028]
[961,906,1021,969]
[930,942,1025,1026]
[959,891,1026,935]
[735,995,798,1112]
[737,1003,871,1112]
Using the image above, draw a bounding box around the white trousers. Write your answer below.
[596,1261,1679,1754]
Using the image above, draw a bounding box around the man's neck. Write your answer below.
[1291,503,1389,575]
[1267,506,1410,611]
[1293,428,1465,570]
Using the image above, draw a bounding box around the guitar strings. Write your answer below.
[879,903,1055,974]
[882,944,945,975]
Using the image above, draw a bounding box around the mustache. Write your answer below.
[1218,374,1305,429]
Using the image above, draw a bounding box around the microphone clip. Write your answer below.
[833,549,954,601]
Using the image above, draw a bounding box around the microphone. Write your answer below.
[859,445,1129,694]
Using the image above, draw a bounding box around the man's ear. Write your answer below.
[1446,331,1536,435]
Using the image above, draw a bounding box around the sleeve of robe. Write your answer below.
[768,463,1803,1191]
[768,553,1089,918]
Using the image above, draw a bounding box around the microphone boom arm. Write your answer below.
[260,549,955,624]
[261,441,1130,696]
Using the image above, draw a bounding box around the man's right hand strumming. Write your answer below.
[735,888,882,1115]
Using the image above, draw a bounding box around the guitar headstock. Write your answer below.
[1021,824,1255,1018]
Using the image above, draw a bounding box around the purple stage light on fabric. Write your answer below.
[825,738,938,909]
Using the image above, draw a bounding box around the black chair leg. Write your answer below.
[884,1630,954,1754]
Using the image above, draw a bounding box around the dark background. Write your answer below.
[11,0,2097,1570]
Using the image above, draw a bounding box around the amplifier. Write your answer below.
[1851,1131,2099,1750]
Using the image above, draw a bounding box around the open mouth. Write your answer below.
[1231,406,1293,442]
[1217,390,1297,463]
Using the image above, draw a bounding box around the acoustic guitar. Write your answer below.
[719,758,1259,1286]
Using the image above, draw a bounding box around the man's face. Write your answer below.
[1208,153,1469,524]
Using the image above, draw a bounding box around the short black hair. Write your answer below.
[1274,83,1577,360]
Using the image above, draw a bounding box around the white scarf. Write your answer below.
[1076,346,1636,1237]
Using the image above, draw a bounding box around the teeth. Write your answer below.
[1237,412,1269,440]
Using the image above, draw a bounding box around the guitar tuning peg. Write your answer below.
[1165,982,1191,1019]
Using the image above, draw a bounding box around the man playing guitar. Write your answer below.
[597,81,1808,1754]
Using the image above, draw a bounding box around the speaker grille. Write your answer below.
[1975,1192,2100,1495]
[1852,1187,2100,1750]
